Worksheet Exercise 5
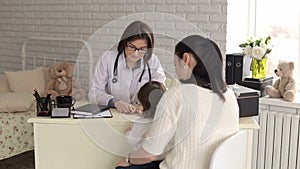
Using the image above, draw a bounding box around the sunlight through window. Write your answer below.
[227,0,300,89]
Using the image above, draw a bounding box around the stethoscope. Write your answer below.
[112,51,152,83]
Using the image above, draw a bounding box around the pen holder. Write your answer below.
[36,97,52,116]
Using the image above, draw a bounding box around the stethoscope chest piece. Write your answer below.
[112,77,118,83]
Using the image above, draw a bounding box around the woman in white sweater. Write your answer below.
[117,35,239,169]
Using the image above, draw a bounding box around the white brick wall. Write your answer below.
[0,0,228,89]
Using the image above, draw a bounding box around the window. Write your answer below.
[227,0,300,90]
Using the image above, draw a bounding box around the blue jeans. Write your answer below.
[115,160,162,169]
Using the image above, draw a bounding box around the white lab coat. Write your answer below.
[89,50,166,105]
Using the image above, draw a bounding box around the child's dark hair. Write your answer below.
[137,81,166,118]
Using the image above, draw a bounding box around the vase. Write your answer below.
[251,57,267,79]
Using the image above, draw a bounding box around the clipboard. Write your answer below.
[71,104,113,118]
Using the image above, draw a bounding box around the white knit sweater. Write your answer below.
[142,84,239,169]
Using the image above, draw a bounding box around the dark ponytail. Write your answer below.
[175,35,227,101]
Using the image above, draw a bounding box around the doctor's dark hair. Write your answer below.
[175,35,227,101]
[137,81,166,118]
[117,21,154,60]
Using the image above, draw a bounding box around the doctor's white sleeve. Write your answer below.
[88,52,114,105]
[148,54,166,85]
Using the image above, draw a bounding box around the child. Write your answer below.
[115,81,166,169]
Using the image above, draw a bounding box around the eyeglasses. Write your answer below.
[126,43,148,55]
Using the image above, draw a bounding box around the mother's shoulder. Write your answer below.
[165,84,201,95]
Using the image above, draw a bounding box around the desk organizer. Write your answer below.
[36,97,52,116]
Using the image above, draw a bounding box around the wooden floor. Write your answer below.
[0,150,34,169]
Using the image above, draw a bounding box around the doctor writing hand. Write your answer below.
[115,100,136,114]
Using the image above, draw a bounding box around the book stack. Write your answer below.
[71,104,113,118]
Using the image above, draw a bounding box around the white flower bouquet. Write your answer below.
[239,36,272,60]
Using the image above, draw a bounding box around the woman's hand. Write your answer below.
[115,100,136,114]
[115,157,131,167]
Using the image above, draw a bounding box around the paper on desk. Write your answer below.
[72,109,113,118]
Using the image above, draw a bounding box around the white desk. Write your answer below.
[28,110,259,169]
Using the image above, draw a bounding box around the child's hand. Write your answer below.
[134,103,143,116]
[115,157,131,167]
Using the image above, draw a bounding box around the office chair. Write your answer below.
[209,131,247,169]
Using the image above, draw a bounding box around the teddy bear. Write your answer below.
[44,61,86,101]
[71,78,86,101]
[265,61,296,102]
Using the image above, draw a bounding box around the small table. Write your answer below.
[28,110,259,169]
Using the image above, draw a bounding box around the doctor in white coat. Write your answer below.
[89,21,166,114]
